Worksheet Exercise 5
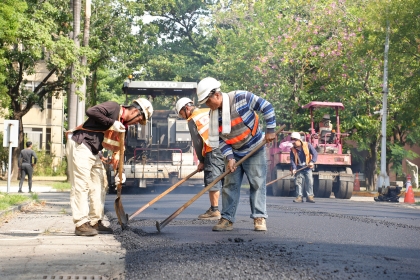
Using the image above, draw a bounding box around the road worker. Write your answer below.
[290,131,318,203]
[176,97,224,220]
[197,77,276,231]
[66,99,153,236]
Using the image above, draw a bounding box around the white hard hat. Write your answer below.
[322,114,330,120]
[197,77,221,104]
[133,98,153,121]
[291,132,301,140]
[175,97,193,116]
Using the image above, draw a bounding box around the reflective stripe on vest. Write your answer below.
[291,142,312,165]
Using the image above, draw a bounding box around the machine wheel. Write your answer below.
[315,179,333,198]
[272,169,291,196]
[334,167,354,199]
[170,176,179,187]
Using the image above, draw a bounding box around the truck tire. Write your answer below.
[334,167,354,199]
[315,179,332,198]
[272,169,290,196]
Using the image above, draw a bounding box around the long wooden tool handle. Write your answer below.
[266,166,309,186]
[156,125,286,232]
[129,169,199,220]
[117,132,125,198]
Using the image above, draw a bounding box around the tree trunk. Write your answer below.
[77,0,91,123]
[68,0,81,130]
[10,117,25,181]
[365,140,379,191]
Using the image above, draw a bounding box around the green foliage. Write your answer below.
[0,133,9,166]
[32,148,67,176]
[51,182,71,191]
[0,192,29,210]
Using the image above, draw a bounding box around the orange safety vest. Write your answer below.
[291,142,312,165]
[219,92,259,149]
[189,108,212,156]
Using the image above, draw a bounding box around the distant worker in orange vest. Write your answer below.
[176,98,225,220]
[290,132,318,203]
[66,99,153,236]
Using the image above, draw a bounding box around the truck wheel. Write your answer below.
[315,179,332,198]
[273,169,290,196]
[335,167,354,199]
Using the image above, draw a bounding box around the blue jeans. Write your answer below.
[295,169,314,197]
[221,146,267,223]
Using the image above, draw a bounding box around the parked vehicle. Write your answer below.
[266,101,354,199]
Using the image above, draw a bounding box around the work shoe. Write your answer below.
[92,220,113,234]
[198,207,221,220]
[18,189,22,193]
[75,222,98,236]
[293,196,303,203]
[254,217,267,231]
[212,218,233,231]
[307,195,315,203]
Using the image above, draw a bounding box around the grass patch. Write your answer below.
[51,182,71,191]
[0,192,31,211]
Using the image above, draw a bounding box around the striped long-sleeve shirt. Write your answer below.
[219,91,276,159]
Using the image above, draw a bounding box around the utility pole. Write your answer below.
[377,21,390,191]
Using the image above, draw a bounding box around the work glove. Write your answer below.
[112,120,126,132]
[292,169,297,176]
[308,162,314,168]
[114,173,126,185]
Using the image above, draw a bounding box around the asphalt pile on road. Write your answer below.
[109,218,356,280]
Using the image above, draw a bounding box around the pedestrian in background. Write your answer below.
[18,141,37,193]
[66,99,153,236]
[289,132,318,203]
[197,77,276,232]
[175,97,224,220]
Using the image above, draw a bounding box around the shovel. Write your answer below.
[114,132,129,227]
[156,125,286,232]
[125,169,199,226]
[266,166,309,186]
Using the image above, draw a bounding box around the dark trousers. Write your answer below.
[19,164,33,191]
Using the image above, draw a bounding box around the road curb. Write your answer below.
[0,200,34,220]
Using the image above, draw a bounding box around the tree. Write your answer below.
[0,0,86,179]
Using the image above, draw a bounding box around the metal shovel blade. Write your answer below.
[114,196,128,228]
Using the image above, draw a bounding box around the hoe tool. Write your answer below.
[120,169,199,228]
[266,166,309,186]
[156,125,286,232]
[114,132,129,227]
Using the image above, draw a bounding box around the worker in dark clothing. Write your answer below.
[66,99,153,236]
[18,141,37,193]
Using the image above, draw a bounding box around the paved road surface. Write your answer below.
[105,187,420,279]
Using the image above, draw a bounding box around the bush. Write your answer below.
[32,149,67,176]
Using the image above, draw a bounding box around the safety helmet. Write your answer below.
[322,114,330,120]
[197,77,221,104]
[290,132,301,140]
[175,97,193,116]
[133,98,153,121]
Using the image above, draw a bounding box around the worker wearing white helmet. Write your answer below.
[66,98,154,236]
[197,77,277,232]
[290,132,318,203]
[175,97,225,220]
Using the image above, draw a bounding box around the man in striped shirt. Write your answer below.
[197,77,276,231]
